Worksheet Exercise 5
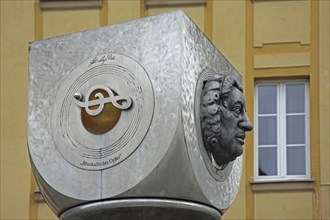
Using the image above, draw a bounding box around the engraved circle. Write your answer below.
[51,53,154,171]
[62,66,140,157]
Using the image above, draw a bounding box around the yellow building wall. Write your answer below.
[0,1,35,219]
[43,9,100,39]
[244,0,329,219]
[36,203,56,220]
[253,0,311,47]
[0,1,328,220]
[148,7,205,31]
[213,0,246,75]
[319,0,330,219]
[255,192,313,219]
[108,0,140,25]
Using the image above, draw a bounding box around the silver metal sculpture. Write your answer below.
[27,10,252,220]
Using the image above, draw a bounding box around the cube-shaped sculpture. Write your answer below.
[28,10,247,220]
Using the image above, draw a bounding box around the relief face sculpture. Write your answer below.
[201,74,253,168]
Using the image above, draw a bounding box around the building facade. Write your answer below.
[1,0,329,219]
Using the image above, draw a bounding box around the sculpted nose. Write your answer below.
[239,112,253,131]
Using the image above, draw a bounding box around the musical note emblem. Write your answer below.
[74,85,132,116]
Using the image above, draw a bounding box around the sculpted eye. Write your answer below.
[234,108,241,114]
[232,105,242,116]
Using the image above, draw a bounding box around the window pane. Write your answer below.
[258,85,277,114]
[287,146,306,175]
[259,147,277,176]
[287,115,305,144]
[286,84,305,113]
[258,116,277,145]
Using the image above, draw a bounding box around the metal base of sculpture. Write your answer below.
[60,199,220,220]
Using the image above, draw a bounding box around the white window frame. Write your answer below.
[254,79,310,181]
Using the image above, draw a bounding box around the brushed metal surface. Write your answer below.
[28,10,245,217]
[28,11,182,203]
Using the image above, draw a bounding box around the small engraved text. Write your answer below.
[88,54,115,67]
[79,154,122,167]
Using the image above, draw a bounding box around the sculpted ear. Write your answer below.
[222,100,228,108]
[207,137,218,151]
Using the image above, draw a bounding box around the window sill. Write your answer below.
[40,0,102,10]
[250,179,315,192]
[145,0,206,9]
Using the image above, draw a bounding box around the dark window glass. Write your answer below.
[258,116,277,145]
[287,146,306,175]
[259,147,277,176]
[286,115,305,145]
[286,84,305,113]
[258,85,277,114]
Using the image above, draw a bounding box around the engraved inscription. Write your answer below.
[80,154,122,167]
[88,54,116,67]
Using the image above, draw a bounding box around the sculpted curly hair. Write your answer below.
[201,74,242,163]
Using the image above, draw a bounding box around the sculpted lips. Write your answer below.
[235,134,245,145]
